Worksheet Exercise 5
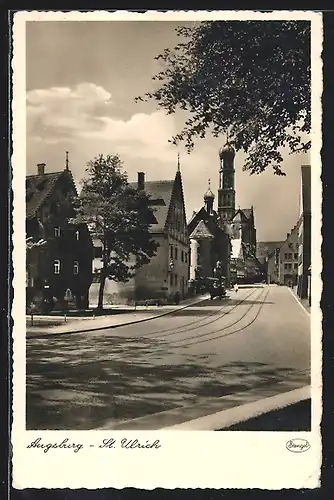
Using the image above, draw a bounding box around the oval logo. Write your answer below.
[286,438,311,453]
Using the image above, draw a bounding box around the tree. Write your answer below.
[136,21,310,175]
[72,154,158,310]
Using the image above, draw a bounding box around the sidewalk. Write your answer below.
[26,294,209,338]
[289,287,311,315]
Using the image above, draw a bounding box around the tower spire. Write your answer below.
[177,152,180,172]
[65,151,69,171]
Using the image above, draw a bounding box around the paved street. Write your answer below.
[26,285,310,430]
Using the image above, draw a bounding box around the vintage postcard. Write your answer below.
[12,10,322,489]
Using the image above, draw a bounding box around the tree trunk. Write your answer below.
[97,273,106,310]
[98,239,108,311]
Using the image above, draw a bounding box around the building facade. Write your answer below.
[26,161,93,311]
[297,165,311,301]
[278,225,299,286]
[89,167,190,305]
[256,241,285,283]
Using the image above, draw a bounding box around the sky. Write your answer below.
[26,20,310,242]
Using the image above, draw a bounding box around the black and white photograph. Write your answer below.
[12,10,322,490]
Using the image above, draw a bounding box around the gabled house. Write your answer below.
[90,167,190,305]
[278,225,299,286]
[26,161,93,311]
[256,241,285,283]
[230,207,260,282]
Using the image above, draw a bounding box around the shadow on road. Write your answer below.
[26,334,310,430]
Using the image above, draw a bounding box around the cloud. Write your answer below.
[26,82,309,242]
[27,82,179,162]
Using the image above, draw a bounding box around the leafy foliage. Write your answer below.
[136,21,311,175]
[72,154,158,307]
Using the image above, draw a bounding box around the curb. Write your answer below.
[99,385,310,431]
[26,295,210,338]
[162,386,310,430]
[288,287,311,316]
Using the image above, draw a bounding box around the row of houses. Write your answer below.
[25,146,278,311]
[256,165,311,304]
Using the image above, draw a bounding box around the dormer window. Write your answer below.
[54,226,61,237]
[75,230,80,241]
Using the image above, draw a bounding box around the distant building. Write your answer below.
[230,208,259,282]
[278,225,299,286]
[26,160,93,311]
[230,238,246,283]
[297,165,311,301]
[256,241,285,283]
[187,180,231,287]
[90,166,189,305]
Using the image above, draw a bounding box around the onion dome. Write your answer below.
[219,143,236,160]
[204,179,215,201]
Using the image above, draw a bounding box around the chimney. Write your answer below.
[37,163,46,175]
[138,172,145,191]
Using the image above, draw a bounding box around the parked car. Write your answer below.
[209,278,227,300]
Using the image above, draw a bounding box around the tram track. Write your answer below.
[163,286,271,348]
[138,287,262,339]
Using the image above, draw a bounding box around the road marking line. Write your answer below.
[288,287,311,316]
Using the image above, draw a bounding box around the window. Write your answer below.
[170,274,173,287]
[73,261,79,274]
[284,252,292,260]
[94,246,103,259]
[174,247,178,260]
[294,253,298,260]
[54,226,61,237]
[75,230,80,241]
[170,245,173,259]
[294,263,298,269]
[181,250,184,262]
[53,260,61,274]
[185,252,188,264]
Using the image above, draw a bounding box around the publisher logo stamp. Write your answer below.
[286,438,311,453]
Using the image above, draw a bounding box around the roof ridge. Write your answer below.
[26,171,64,178]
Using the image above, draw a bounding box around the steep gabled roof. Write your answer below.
[241,208,253,220]
[26,169,78,220]
[129,179,174,232]
[189,220,214,239]
[187,206,222,237]
[232,211,247,223]
[26,171,63,219]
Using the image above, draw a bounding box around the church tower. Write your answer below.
[217,143,236,221]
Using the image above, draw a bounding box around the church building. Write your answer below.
[188,143,259,287]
